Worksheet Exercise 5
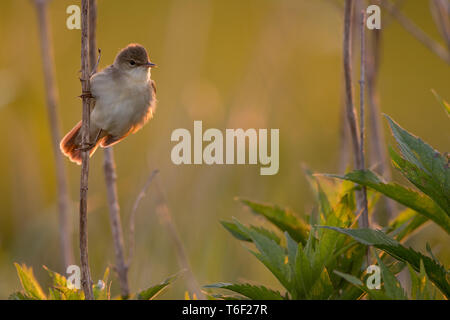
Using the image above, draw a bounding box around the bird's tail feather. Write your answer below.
[60,121,102,165]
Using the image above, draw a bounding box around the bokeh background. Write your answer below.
[0,0,448,298]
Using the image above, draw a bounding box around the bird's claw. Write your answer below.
[75,142,95,152]
[78,91,94,99]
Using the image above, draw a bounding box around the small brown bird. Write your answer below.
[60,43,157,164]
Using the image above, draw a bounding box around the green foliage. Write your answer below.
[326,170,450,234]
[320,227,450,298]
[386,208,428,241]
[10,263,84,300]
[221,220,281,244]
[10,263,178,300]
[237,198,309,245]
[386,116,449,214]
[210,178,367,300]
[432,89,450,118]
[204,282,285,300]
[335,252,443,300]
[408,260,439,299]
[326,115,450,235]
[11,263,46,300]
[209,114,448,300]
[136,273,179,300]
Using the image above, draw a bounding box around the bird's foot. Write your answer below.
[75,142,95,152]
[78,90,94,99]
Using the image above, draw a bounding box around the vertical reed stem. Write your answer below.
[34,0,74,268]
[367,25,396,222]
[358,10,369,228]
[343,0,369,228]
[79,0,93,300]
[85,0,131,298]
[103,148,130,298]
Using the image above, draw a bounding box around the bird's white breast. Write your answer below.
[90,67,153,137]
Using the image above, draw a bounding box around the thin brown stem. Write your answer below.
[79,0,93,300]
[430,0,450,50]
[343,0,361,166]
[103,148,129,298]
[338,100,351,173]
[86,0,130,298]
[358,10,369,228]
[380,0,450,64]
[33,0,74,268]
[128,169,159,268]
[366,25,396,223]
[343,0,369,228]
[88,0,97,73]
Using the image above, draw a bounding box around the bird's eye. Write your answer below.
[129,60,136,65]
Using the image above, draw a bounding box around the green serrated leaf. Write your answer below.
[425,243,439,264]
[206,293,246,300]
[8,291,32,300]
[408,260,438,300]
[320,227,450,298]
[387,208,428,241]
[309,268,334,299]
[385,115,450,215]
[137,273,179,300]
[221,221,252,242]
[14,263,46,300]
[375,254,407,299]
[52,285,84,300]
[233,218,292,293]
[334,270,390,300]
[221,220,281,244]
[204,282,284,300]
[432,89,450,118]
[333,270,363,286]
[325,170,450,234]
[389,146,449,217]
[238,199,309,245]
[42,265,68,300]
[43,265,67,287]
[317,181,333,219]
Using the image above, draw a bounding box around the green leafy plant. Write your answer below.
[206,114,449,300]
[10,263,179,300]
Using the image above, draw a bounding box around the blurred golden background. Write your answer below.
[0,0,448,298]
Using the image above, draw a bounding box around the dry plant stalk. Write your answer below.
[380,0,450,64]
[79,0,93,300]
[343,0,362,166]
[33,0,74,268]
[430,0,450,50]
[85,0,130,298]
[338,93,351,173]
[343,0,369,228]
[366,25,396,221]
[358,10,369,228]
[103,148,129,298]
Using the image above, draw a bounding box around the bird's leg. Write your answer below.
[78,75,93,99]
[78,90,94,99]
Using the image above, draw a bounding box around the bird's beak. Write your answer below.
[144,62,157,68]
